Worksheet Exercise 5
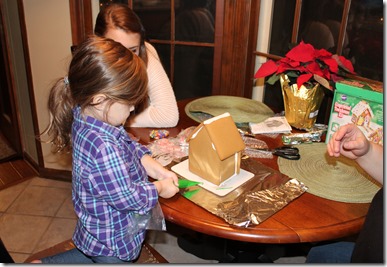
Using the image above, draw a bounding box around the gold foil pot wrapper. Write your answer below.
[170,158,307,228]
[280,74,324,130]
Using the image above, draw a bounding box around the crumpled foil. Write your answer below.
[170,157,307,227]
[214,178,307,227]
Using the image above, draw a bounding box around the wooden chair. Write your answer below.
[24,239,168,263]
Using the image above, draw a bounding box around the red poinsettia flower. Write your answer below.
[255,41,355,90]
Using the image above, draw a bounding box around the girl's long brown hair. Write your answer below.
[41,35,148,153]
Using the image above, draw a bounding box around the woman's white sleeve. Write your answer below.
[129,43,179,128]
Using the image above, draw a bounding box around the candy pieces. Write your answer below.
[149,129,169,139]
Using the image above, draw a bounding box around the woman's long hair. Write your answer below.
[94,3,148,65]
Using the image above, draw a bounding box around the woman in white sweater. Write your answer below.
[95,3,179,128]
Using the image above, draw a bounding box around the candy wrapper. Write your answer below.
[282,124,328,145]
[147,127,196,166]
[242,136,272,159]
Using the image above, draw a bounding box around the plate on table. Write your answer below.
[185,95,274,124]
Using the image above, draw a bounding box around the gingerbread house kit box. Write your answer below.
[326,79,383,145]
[187,112,246,186]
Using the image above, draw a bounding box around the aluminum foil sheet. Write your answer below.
[215,178,307,227]
[170,157,307,227]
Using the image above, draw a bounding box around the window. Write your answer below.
[256,0,383,123]
[262,0,383,81]
[99,0,217,100]
[134,0,216,100]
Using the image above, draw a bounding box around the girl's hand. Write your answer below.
[156,167,179,185]
[153,178,179,198]
[141,154,179,185]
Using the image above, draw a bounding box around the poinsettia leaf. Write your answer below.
[333,54,355,73]
[297,73,313,88]
[255,60,278,78]
[266,74,280,85]
[286,41,315,63]
[315,48,332,59]
[306,62,324,77]
[314,74,331,90]
[286,71,299,78]
[322,68,331,80]
[322,58,339,74]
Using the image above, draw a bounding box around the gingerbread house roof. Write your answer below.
[187,112,245,160]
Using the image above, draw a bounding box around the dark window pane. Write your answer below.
[269,0,383,82]
[269,0,296,56]
[298,0,345,53]
[347,0,383,81]
[153,43,171,77]
[175,0,215,42]
[99,0,128,7]
[133,0,171,40]
[173,45,213,99]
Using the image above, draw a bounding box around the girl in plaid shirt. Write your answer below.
[34,35,179,263]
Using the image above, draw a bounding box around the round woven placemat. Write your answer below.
[185,95,274,123]
[278,143,380,203]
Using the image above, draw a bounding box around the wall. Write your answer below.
[252,0,273,103]
[22,0,73,170]
[3,0,37,162]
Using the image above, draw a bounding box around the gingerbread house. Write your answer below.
[186,112,245,186]
[351,100,373,127]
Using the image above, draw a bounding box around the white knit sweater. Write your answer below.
[129,42,179,128]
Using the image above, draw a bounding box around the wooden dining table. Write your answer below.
[128,98,370,244]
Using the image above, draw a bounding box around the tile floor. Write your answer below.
[0,176,306,263]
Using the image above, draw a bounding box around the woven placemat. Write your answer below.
[278,143,381,203]
[185,95,274,123]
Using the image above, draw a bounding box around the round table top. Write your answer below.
[129,98,370,244]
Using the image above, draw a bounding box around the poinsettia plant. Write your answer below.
[255,41,355,91]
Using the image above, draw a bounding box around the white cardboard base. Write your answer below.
[171,159,255,196]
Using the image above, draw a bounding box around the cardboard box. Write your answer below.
[326,79,383,145]
[187,112,245,186]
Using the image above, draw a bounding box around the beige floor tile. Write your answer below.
[56,195,76,219]
[6,184,71,216]
[0,213,51,253]
[33,217,76,253]
[29,177,71,189]
[9,252,30,263]
[0,179,31,212]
